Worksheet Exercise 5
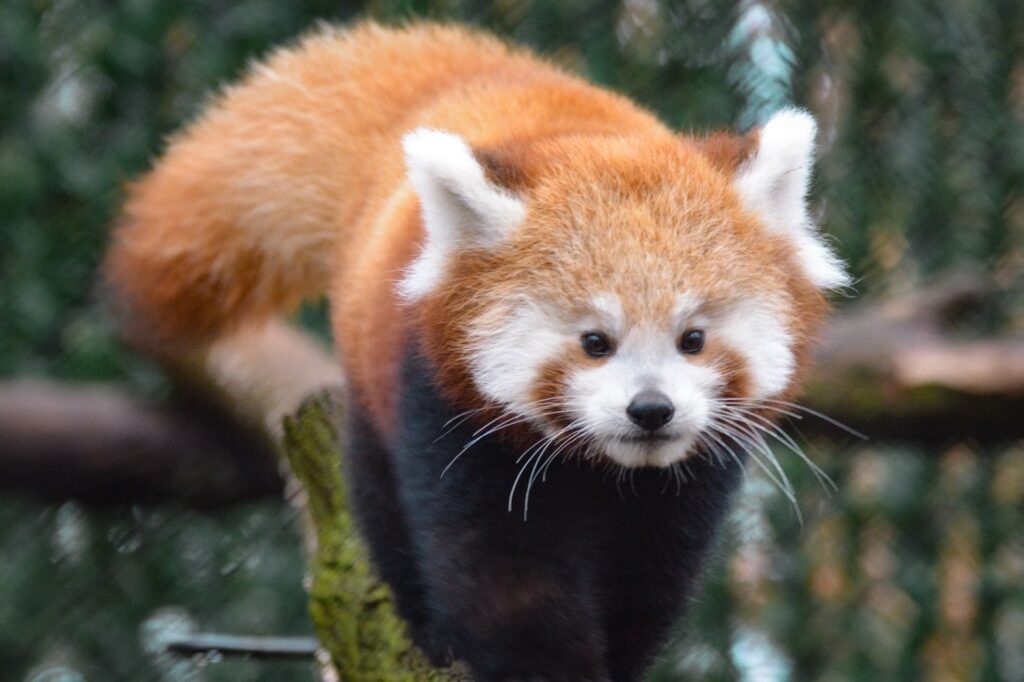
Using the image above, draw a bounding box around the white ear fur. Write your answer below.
[399,128,526,300]
[734,109,850,289]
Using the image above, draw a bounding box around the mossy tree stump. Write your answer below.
[279,391,466,681]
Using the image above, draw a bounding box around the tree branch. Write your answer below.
[278,391,468,680]
[806,273,1024,441]
[164,633,319,660]
[0,381,281,506]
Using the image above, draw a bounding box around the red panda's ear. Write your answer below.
[694,129,760,175]
[400,128,527,300]
[473,145,532,192]
[731,109,850,290]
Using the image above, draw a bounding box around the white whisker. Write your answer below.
[725,405,835,492]
[759,398,867,440]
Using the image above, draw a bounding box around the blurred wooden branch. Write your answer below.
[0,381,282,506]
[808,272,1024,442]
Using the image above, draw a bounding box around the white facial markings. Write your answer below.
[588,292,626,339]
[465,289,795,469]
[733,109,850,290]
[466,299,567,419]
[673,292,703,327]
[399,128,527,300]
[564,309,724,468]
[716,298,794,399]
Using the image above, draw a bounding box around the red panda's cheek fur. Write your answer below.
[528,347,590,430]
[690,345,753,401]
[412,251,538,438]
[416,280,488,412]
[751,230,833,402]
[723,226,834,405]
[780,274,831,402]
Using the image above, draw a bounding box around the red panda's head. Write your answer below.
[400,111,848,468]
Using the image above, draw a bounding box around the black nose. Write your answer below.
[626,391,675,432]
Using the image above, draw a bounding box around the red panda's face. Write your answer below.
[402,111,847,468]
[459,289,799,468]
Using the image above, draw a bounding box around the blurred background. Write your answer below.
[2,0,1022,680]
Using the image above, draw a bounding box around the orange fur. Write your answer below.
[103,22,827,437]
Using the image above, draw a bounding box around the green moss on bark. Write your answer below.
[280,392,464,681]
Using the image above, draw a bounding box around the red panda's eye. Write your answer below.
[679,329,705,354]
[581,332,612,358]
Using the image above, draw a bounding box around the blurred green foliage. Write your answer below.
[2,0,1023,680]
[0,498,313,681]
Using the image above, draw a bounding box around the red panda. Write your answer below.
[103,22,848,682]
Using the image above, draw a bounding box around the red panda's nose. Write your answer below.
[626,391,675,432]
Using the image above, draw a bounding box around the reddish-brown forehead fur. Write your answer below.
[500,136,791,317]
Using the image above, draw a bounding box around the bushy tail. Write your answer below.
[102,44,349,431]
[102,94,341,353]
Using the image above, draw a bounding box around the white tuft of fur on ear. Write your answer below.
[399,128,526,300]
[734,109,850,289]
